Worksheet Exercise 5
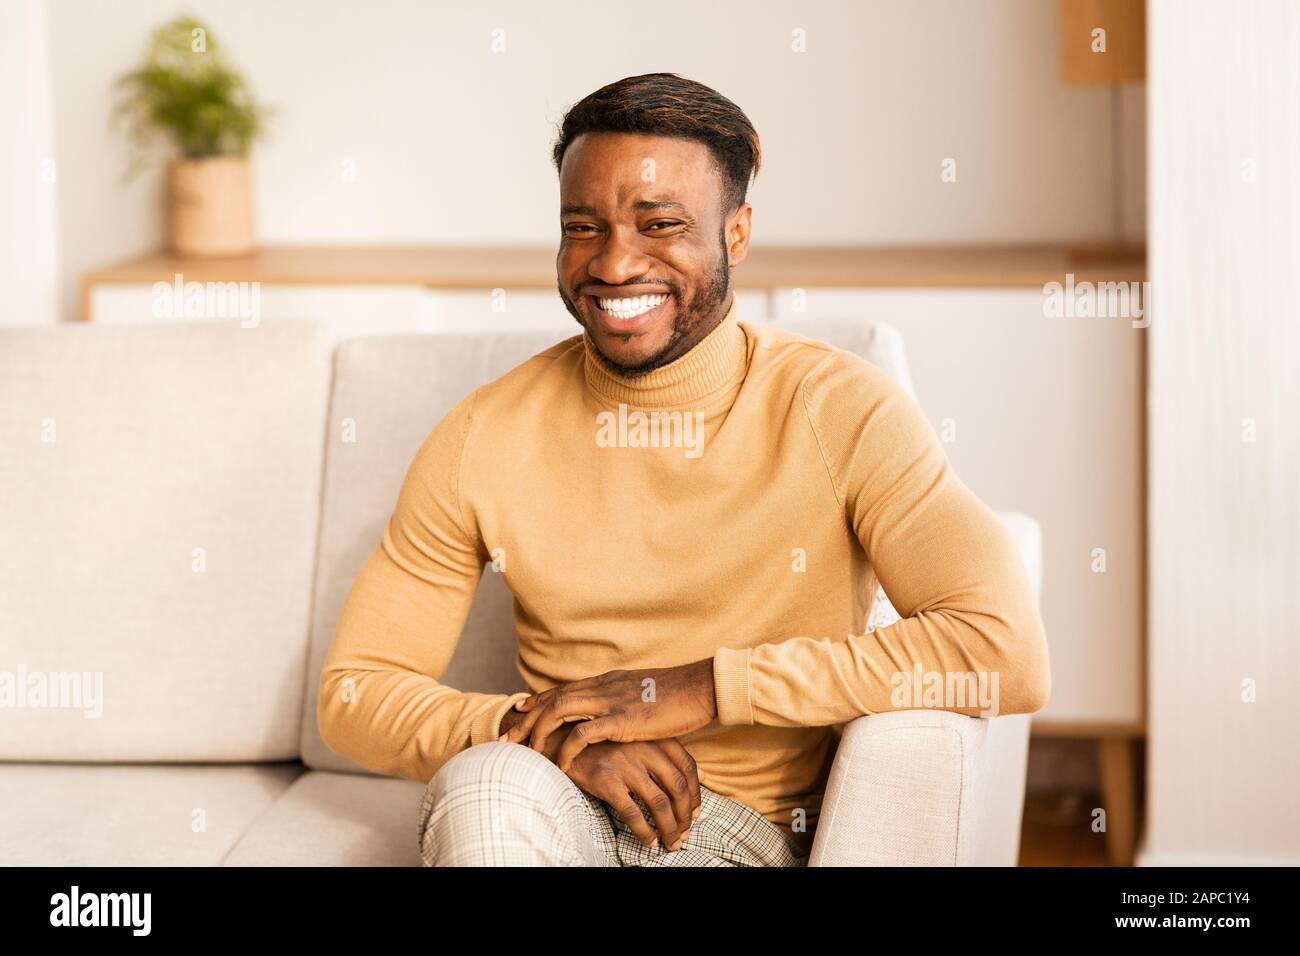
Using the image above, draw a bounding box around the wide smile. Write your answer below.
[587,292,672,334]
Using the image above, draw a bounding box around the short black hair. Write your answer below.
[551,73,762,215]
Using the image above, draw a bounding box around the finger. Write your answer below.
[555,717,618,773]
[529,692,605,754]
[642,743,695,838]
[627,769,684,851]
[503,693,556,743]
[518,674,606,710]
[528,711,591,756]
[513,687,555,714]
[597,773,659,850]
[659,739,702,821]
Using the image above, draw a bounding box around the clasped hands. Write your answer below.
[496,658,717,851]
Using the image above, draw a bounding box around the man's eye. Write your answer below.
[646,221,682,231]
[563,223,597,235]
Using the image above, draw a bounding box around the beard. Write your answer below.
[558,226,732,377]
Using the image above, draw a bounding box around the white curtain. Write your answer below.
[1146,0,1300,864]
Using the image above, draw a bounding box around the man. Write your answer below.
[318,73,1050,867]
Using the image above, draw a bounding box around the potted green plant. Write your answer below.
[115,15,267,257]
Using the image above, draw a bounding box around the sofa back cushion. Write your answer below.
[0,320,333,761]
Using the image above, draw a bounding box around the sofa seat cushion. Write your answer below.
[0,762,303,865]
[222,770,427,866]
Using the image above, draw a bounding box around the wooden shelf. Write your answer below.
[1031,719,1145,739]
[83,243,1146,292]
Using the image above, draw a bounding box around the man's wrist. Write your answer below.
[688,657,718,719]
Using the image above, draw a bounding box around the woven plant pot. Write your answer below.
[166,156,255,257]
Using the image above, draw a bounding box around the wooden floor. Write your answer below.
[1019,789,1111,866]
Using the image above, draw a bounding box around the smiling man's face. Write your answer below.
[556,132,752,375]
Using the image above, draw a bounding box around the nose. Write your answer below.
[584,226,651,288]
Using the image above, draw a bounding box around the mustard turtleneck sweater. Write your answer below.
[318,293,1050,840]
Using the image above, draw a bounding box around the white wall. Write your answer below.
[1,0,61,325]
[42,0,1136,321]
[1144,0,1300,865]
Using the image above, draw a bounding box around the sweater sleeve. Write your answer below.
[317,387,529,782]
[712,350,1050,727]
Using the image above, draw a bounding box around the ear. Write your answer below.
[726,202,753,268]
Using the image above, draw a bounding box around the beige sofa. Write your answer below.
[0,317,1040,866]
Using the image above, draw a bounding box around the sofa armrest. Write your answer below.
[808,709,1032,866]
[807,511,1042,866]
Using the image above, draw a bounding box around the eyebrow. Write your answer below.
[560,200,689,217]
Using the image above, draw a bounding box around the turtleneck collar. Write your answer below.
[582,294,747,408]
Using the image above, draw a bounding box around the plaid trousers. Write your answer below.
[417,740,809,867]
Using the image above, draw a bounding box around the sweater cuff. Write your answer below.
[470,693,531,746]
[712,647,755,725]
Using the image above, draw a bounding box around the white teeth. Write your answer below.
[596,293,668,319]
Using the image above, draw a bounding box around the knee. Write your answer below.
[418,742,586,866]
[428,740,554,796]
